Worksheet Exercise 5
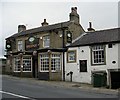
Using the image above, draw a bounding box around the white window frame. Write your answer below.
[43,35,50,48]
[14,57,21,72]
[18,40,23,51]
[91,45,105,65]
[23,57,32,72]
[40,54,49,72]
[51,54,61,72]
[39,53,61,72]
[14,56,32,72]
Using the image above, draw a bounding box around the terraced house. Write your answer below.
[65,27,120,89]
[5,7,84,81]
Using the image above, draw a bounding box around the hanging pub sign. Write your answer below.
[67,31,72,43]
[25,36,39,51]
[6,40,12,51]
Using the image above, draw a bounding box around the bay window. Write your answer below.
[14,56,32,72]
[40,53,61,72]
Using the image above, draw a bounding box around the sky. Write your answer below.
[0,0,119,58]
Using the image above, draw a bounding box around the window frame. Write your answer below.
[43,35,50,48]
[39,53,61,72]
[14,56,32,72]
[17,40,23,51]
[22,56,32,72]
[91,45,106,65]
[39,53,49,72]
[67,50,77,63]
[51,53,61,72]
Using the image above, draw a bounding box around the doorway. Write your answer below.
[32,56,38,78]
[111,71,120,89]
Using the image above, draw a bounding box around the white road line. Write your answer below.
[0,90,35,100]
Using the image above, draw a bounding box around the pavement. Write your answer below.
[2,75,119,96]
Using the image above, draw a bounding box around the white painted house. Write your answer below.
[65,28,120,89]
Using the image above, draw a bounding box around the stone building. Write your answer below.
[5,7,85,81]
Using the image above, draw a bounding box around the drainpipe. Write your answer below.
[62,28,65,81]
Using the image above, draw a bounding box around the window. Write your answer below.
[67,50,76,63]
[108,44,113,48]
[23,57,32,71]
[14,57,21,71]
[43,35,50,48]
[40,54,49,72]
[18,40,23,51]
[14,56,32,72]
[91,45,105,65]
[51,54,61,71]
[40,53,61,72]
[79,60,87,72]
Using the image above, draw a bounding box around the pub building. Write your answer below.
[5,7,85,80]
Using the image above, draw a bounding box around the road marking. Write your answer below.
[0,90,36,100]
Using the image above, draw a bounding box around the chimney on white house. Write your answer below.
[87,22,95,32]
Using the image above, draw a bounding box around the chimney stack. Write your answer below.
[69,7,79,24]
[41,19,49,26]
[87,22,95,32]
[18,25,26,33]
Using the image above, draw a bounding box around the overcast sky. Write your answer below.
[0,0,119,58]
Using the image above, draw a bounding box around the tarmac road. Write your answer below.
[1,75,119,99]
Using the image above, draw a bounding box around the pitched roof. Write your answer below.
[6,21,73,39]
[69,27,120,47]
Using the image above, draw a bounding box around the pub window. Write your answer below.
[14,57,21,72]
[18,40,23,51]
[40,54,49,72]
[39,53,61,72]
[43,35,50,48]
[23,57,32,72]
[14,56,32,72]
[51,54,61,71]
[67,50,76,63]
[79,60,87,72]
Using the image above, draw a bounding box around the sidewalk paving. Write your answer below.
[2,75,119,95]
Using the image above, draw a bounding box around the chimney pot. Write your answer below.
[87,22,95,32]
[89,22,92,28]
[41,19,48,26]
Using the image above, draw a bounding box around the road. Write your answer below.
[1,75,119,99]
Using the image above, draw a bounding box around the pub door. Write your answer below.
[32,57,38,78]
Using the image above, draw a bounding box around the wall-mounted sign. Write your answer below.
[25,36,39,51]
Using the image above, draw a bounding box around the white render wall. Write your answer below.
[65,43,119,84]
[91,44,119,72]
[65,46,91,84]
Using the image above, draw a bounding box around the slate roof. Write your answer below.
[6,21,73,39]
[69,27,120,47]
